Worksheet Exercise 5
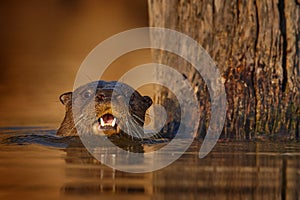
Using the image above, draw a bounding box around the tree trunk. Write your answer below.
[148,0,300,140]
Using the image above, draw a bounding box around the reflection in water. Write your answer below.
[0,127,299,200]
[61,136,155,199]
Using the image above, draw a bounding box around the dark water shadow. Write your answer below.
[0,126,169,151]
[0,126,81,148]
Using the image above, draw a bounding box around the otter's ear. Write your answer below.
[143,96,152,108]
[59,92,72,105]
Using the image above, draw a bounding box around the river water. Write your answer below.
[0,127,299,200]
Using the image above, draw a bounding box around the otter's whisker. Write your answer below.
[67,115,85,136]
[124,116,134,141]
[131,113,145,124]
[128,119,144,140]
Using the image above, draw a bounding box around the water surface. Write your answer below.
[0,127,299,200]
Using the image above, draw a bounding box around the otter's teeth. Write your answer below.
[111,118,116,127]
[99,117,116,127]
[100,118,105,127]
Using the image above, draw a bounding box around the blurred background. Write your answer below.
[0,0,150,127]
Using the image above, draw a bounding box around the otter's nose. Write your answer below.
[96,94,106,101]
[95,91,113,102]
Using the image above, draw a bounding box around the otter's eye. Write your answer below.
[82,90,93,99]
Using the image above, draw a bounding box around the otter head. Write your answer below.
[57,81,152,139]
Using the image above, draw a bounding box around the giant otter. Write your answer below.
[57,81,153,141]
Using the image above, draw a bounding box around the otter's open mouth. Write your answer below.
[97,114,117,130]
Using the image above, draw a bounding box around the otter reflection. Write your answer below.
[61,139,153,196]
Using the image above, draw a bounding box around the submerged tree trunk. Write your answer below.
[148,0,300,140]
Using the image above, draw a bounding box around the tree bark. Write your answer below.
[148,0,300,140]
